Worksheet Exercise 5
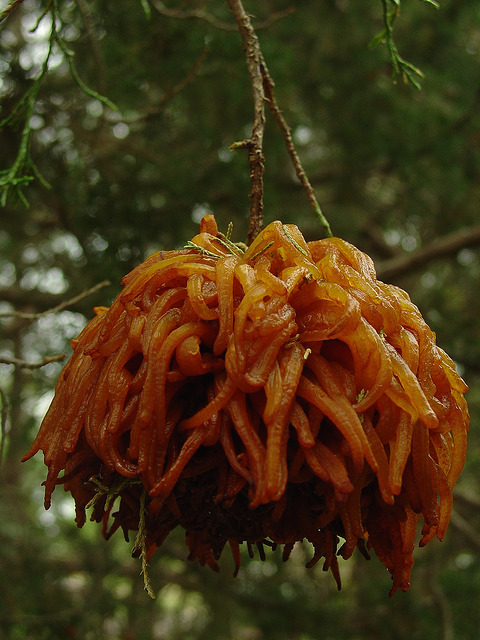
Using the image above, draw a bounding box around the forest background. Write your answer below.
[0,1,479,639]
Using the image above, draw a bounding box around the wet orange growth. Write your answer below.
[24,215,469,595]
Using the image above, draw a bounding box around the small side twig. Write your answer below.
[0,280,110,320]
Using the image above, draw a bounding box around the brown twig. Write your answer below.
[0,353,66,369]
[0,0,26,24]
[227,0,332,241]
[227,0,266,243]
[376,226,480,281]
[0,280,110,320]
[259,57,333,238]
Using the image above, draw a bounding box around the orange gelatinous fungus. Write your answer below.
[23,215,469,596]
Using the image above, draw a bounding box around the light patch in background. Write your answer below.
[246,558,278,578]
[384,228,402,247]
[61,572,90,594]
[0,28,17,48]
[37,266,69,294]
[63,24,80,42]
[112,122,130,139]
[29,114,45,130]
[455,552,475,569]
[401,235,418,252]
[365,174,401,206]
[38,509,58,533]
[57,127,74,144]
[421,272,437,288]
[150,193,166,209]
[22,244,40,263]
[19,268,40,290]
[17,312,86,367]
[89,232,109,253]
[191,202,212,224]
[21,11,52,42]
[37,125,56,146]
[117,244,132,261]
[26,389,55,423]
[86,99,104,118]
[57,498,76,520]
[87,168,100,185]
[457,248,477,267]
[0,260,15,287]
[218,146,234,163]
[154,585,210,639]
[50,231,84,261]
[294,125,313,146]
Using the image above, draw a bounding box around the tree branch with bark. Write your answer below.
[227,0,266,244]
[227,0,333,242]
[0,280,110,370]
[376,225,480,281]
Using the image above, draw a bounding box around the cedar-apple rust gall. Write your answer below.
[23,215,469,597]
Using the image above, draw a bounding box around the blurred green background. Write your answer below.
[0,1,478,639]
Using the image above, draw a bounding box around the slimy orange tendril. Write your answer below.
[23,215,469,596]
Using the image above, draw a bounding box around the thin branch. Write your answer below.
[0,280,110,320]
[227,0,266,244]
[0,0,26,24]
[259,57,333,238]
[227,0,333,240]
[0,353,66,369]
[376,226,480,281]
